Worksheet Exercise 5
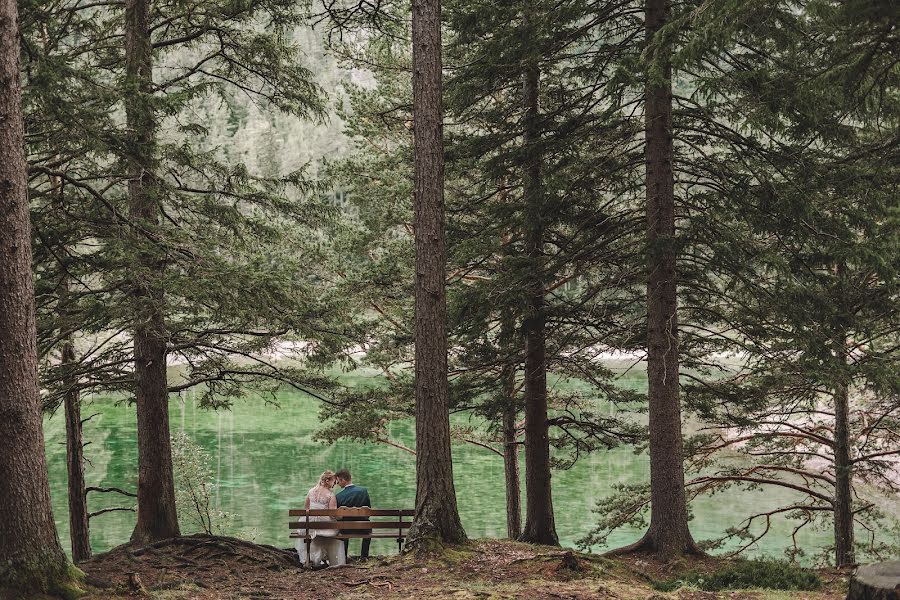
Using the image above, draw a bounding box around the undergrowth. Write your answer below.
[652,559,822,592]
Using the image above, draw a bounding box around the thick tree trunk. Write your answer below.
[125,0,179,545]
[500,317,522,539]
[407,0,466,547]
[63,334,92,562]
[847,561,900,600]
[0,0,72,589]
[519,61,559,547]
[832,331,854,567]
[633,0,696,558]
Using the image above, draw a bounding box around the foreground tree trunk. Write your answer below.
[847,562,900,599]
[63,332,92,562]
[407,0,466,546]
[519,61,559,546]
[627,0,696,558]
[125,0,180,544]
[0,0,73,590]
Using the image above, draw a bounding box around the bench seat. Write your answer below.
[289,533,407,540]
[288,507,414,566]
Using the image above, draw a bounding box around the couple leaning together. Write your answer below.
[295,468,371,567]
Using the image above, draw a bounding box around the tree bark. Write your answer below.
[125,0,180,545]
[519,60,559,546]
[63,331,92,563]
[833,377,854,567]
[846,561,900,600]
[502,371,522,540]
[51,169,92,561]
[407,0,466,547]
[832,323,854,567]
[0,0,71,589]
[635,0,696,557]
[500,315,522,539]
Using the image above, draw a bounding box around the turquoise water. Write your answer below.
[43,371,835,560]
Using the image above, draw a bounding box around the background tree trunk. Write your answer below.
[638,0,696,557]
[502,375,522,540]
[63,331,92,562]
[51,173,92,561]
[832,327,854,567]
[519,61,559,546]
[125,0,180,545]
[0,0,72,588]
[500,314,522,539]
[408,0,467,546]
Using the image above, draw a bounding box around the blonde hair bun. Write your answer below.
[318,470,336,487]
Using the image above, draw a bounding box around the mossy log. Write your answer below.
[847,561,900,600]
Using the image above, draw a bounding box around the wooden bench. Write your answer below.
[288,508,414,566]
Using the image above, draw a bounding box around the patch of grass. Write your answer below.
[652,559,821,592]
[649,578,682,593]
[150,584,207,600]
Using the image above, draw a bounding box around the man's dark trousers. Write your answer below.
[336,484,371,559]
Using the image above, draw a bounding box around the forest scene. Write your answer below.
[0,0,898,598]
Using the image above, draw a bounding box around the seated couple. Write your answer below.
[294,468,371,567]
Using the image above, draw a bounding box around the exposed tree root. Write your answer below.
[604,532,706,559]
[127,534,298,569]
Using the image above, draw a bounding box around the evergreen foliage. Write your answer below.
[21,0,351,411]
[2,0,896,573]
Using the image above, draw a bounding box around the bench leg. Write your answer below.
[305,538,312,568]
[397,538,403,554]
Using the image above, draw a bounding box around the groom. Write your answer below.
[335,468,371,560]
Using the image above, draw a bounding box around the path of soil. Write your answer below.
[76,535,848,600]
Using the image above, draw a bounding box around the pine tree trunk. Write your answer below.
[519,61,559,547]
[51,172,92,561]
[63,333,92,563]
[638,0,696,558]
[408,0,466,547]
[832,329,854,567]
[500,319,522,539]
[0,0,71,588]
[125,0,179,545]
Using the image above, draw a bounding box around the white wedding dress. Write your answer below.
[294,487,346,567]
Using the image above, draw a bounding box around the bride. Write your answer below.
[295,470,346,567]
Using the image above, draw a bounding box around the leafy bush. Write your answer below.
[653,559,821,592]
[171,432,233,535]
[701,559,821,591]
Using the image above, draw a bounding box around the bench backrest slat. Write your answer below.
[288,508,415,518]
[288,520,410,530]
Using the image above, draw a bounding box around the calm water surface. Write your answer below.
[44,371,834,560]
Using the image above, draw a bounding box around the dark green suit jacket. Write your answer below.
[336,484,371,509]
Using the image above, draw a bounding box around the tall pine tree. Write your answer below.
[408,0,468,546]
[0,0,78,591]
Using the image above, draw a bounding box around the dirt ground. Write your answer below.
[66,535,848,600]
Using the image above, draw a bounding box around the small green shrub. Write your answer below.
[701,559,821,591]
[653,559,821,592]
[171,432,234,535]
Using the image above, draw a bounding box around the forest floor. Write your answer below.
[57,535,848,600]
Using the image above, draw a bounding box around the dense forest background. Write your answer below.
[1,0,898,596]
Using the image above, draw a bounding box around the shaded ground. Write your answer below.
[72,535,848,600]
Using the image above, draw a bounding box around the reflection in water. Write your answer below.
[44,374,833,561]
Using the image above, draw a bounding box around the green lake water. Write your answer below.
[44,370,836,560]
